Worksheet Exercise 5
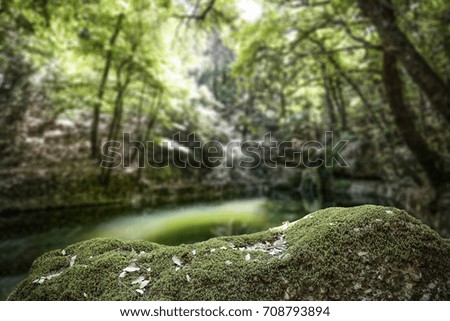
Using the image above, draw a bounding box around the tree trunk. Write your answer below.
[99,54,135,185]
[321,64,337,129]
[357,0,450,122]
[90,13,125,159]
[382,51,448,189]
[333,78,348,131]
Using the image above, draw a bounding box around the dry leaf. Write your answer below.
[172,255,182,266]
[123,263,140,273]
[186,274,191,282]
[46,272,61,280]
[119,271,127,278]
[245,253,251,261]
[131,276,145,285]
[61,250,66,256]
[32,277,45,285]
[139,280,150,289]
[136,289,144,295]
[70,255,77,267]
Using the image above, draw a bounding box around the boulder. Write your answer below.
[8,205,450,300]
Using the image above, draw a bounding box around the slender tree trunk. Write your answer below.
[322,76,337,130]
[90,13,124,159]
[130,91,161,164]
[100,60,135,185]
[333,78,348,131]
[357,0,450,122]
[382,51,448,188]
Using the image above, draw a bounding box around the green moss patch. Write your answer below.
[8,205,450,300]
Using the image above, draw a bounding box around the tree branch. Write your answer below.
[172,0,216,21]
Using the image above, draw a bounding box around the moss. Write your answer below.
[8,205,450,300]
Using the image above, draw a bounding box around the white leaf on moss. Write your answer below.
[357,251,368,257]
[386,210,393,215]
[123,263,140,273]
[245,253,251,261]
[119,271,127,278]
[32,277,46,285]
[139,251,146,256]
[192,250,196,256]
[83,292,87,298]
[186,274,191,282]
[61,250,66,256]
[146,267,151,272]
[136,289,144,295]
[220,246,227,250]
[210,248,216,252]
[175,266,180,271]
[131,276,145,285]
[225,260,233,265]
[46,272,62,280]
[70,255,77,267]
[139,280,150,289]
[282,221,289,231]
[172,255,182,266]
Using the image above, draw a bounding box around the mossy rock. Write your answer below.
[8,205,450,300]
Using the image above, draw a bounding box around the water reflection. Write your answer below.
[0,197,308,298]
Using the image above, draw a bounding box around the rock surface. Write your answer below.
[8,205,450,300]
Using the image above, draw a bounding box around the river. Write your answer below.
[0,197,309,299]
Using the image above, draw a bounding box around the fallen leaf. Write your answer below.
[70,255,77,267]
[245,253,251,261]
[136,289,144,295]
[61,250,66,256]
[131,276,145,285]
[139,280,150,289]
[192,250,196,255]
[119,271,127,278]
[123,263,140,273]
[46,272,62,280]
[32,277,45,285]
[172,255,182,266]
[186,274,191,282]
[225,260,233,266]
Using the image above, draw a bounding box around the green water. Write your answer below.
[0,197,308,298]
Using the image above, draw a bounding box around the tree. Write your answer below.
[357,0,450,122]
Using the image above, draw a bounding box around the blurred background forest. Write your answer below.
[0,0,449,298]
